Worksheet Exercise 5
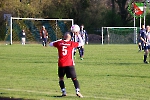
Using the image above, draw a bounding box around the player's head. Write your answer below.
[80,24,84,30]
[146,25,149,30]
[64,32,71,40]
[141,25,145,29]
[42,26,45,29]
[71,24,80,33]
[146,25,149,28]
[147,25,150,32]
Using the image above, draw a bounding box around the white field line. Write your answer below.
[0,88,121,100]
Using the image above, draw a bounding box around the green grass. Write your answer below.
[0,43,150,100]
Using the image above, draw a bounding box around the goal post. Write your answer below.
[9,17,74,45]
[101,27,138,45]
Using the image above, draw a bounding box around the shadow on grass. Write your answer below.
[51,95,77,99]
[77,61,147,65]
[0,97,34,100]
[52,96,64,97]
[105,74,150,79]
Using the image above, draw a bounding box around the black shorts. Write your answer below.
[58,66,77,78]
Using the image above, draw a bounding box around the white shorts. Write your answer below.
[22,38,25,43]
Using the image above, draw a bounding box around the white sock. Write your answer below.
[61,88,66,93]
[76,88,80,93]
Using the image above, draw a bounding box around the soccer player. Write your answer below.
[140,25,150,64]
[71,31,82,59]
[21,30,26,45]
[72,24,88,60]
[79,24,88,60]
[138,25,145,51]
[49,24,84,97]
[40,26,48,47]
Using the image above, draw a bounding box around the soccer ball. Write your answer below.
[71,24,80,33]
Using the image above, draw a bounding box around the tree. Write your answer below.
[114,0,146,25]
[114,0,130,25]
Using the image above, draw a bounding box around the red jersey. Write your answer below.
[40,29,48,38]
[53,40,79,67]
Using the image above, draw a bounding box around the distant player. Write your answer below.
[40,26,48,47]
[138,25,145,51]
[49,24,84,97]
[140,25,150,64]
[21,30,26,45]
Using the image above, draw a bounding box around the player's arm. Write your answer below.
[46,30,48,38]
[140,36,147,44]
[85,31,88,44]
[49,39,62,47]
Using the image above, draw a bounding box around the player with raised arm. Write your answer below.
[49,24,84,97]
[140,25,150,64]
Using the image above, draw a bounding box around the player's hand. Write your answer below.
[143,41,147,44]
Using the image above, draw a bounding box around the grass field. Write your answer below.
[0,43,150,100]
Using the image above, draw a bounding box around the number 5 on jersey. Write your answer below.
[62,46,67,56]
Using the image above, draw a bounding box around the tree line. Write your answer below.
[0,0,149,40]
